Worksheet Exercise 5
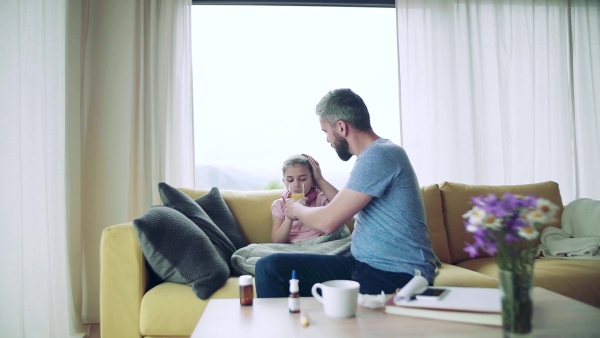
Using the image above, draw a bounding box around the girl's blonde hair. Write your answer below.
[281,154,313,176]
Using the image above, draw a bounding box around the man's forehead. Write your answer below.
[319,117,329,129]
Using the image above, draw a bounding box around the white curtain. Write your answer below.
[0,0,86,337]
[80,0,194,322]
[396,0,600,204]
[570,0,600,201]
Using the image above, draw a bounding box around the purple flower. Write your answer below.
[483,243,497,256]
[504,233,518,243]
[502,193,521,210]
[473,233,487,247]
[464,243,479,258]
[463,193,558,259]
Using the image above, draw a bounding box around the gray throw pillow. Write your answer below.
[133,206,229,299]
[195,187,249,250]
[158,182,236,262]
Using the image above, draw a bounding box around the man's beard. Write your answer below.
[333,134,352,161]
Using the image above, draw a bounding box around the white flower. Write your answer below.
[536,198,559,220]
[481,214,503,230]
[518,225,539,240]
[464,207,486,225]
[525,209,547,224]
[526,199,559,224]
[466,223,479,233]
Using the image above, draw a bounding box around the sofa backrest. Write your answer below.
[181,187,357,244]
[421,184,452,264]
[439,181,563,264]
[180,188,283,243]
[180,182,562,266]
[182,186,452,264]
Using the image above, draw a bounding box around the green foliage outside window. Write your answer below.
[263,180,284,190]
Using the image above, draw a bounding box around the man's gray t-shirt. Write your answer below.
[347,138,437,283]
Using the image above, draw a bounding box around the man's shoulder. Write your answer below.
[368,138,403,152]
[362,139,406,162]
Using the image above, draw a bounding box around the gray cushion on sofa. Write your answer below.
[195,187,249,250]
[133,206,229,299]
[158,182,236,262]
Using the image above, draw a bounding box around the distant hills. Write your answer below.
[194,165,280,190]
[194,164,348,191]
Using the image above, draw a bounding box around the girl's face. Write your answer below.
[283,164,314,193]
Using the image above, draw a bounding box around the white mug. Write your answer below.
[311,280,360,318]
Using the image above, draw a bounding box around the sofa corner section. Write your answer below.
[100,223,147,338]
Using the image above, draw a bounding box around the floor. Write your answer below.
[87,324,100,338]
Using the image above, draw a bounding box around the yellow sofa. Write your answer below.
[100,181,600,338]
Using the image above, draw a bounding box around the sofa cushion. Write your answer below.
[421,184,451,264]
[457,257,600,308]
[133,206,230,299]
[433,263,498,288]
[158,182,236,261]
[194,187,249,250]
[180,188,285,243]
[439,181,563,264]
[140,279,245,336]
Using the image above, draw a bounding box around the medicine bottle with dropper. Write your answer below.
[288,270,300,313]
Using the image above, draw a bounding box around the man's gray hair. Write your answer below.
[315,88,372,131]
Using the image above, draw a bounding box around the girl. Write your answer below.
[271,154,339,243]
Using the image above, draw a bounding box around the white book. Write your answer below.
[384,276,502,326]
[384,302,502,326]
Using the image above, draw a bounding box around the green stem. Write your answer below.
[496,241,535,335]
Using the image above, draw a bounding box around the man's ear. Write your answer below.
[336,120,348,136]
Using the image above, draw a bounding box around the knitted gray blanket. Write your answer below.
[536,198,600,260]
[230,225,352,276]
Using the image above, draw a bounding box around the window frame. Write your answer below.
[192,0,394,8]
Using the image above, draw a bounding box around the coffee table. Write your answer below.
[191,287,600,337]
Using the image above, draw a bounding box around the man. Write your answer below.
[255,88,437,297]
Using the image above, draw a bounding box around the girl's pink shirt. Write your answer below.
[271,189,330,243]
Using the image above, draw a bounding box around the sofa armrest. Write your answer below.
[101,223,147,338]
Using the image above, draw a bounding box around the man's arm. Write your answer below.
[313,176,338,202]
[286,188,372,234]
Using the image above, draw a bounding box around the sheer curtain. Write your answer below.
[0,0,86,337]
[396,0,599,204]
[570,0,600,201]
[81,0,194,322]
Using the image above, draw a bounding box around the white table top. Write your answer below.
[192,287,600,338]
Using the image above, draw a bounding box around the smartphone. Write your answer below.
[415,287,449,301]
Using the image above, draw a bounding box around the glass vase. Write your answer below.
[497,247,535,338]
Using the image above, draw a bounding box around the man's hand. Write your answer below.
[302,154,323,183]
[284,197,307,220]
[302,153,339,203]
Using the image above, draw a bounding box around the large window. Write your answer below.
[191,5,400,190]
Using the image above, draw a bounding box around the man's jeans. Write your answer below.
[255,253,414,298]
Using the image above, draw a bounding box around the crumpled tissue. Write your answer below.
[358,291,386,309]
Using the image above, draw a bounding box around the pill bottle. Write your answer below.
[288,270,300,313]
[239,275,253,306]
